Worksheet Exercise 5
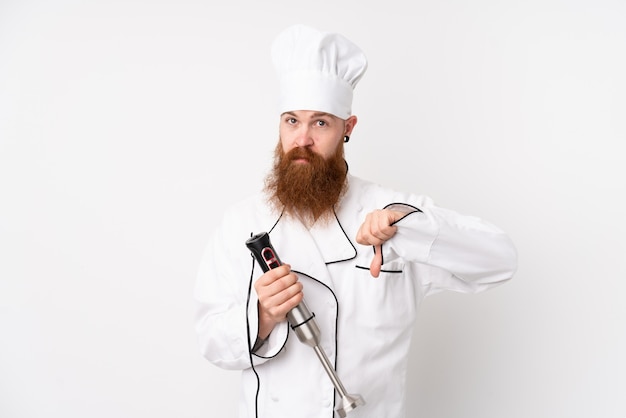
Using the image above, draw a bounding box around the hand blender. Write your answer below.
[245,232,365,417]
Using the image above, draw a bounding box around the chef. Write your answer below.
[194,24,517,418]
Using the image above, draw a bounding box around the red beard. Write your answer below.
[264,142,348,224]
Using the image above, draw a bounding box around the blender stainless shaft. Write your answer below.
[245,232,365,417]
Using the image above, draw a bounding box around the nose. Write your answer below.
[294,125,314,147]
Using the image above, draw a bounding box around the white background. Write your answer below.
[1,1,625,417]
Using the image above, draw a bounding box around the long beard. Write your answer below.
[264,141,348,224]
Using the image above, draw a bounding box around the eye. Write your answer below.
[287,117,297,124]
[316,120,327,127]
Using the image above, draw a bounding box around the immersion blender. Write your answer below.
[245,232,365,417]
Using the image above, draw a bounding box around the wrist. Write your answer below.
[257,303,277,340]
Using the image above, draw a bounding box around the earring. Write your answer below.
[343,135,350,143]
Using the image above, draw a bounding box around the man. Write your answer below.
[194,24,517,418]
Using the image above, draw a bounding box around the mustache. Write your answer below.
[285,147,318,162]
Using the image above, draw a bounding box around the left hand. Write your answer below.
[356,209,405,278]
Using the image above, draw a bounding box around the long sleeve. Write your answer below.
[380,199,518,295]
[193,223,257,370]
[193,201,289,371]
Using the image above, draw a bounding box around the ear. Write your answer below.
[344,115,358,136]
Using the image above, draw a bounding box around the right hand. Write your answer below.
[254,264,303,339]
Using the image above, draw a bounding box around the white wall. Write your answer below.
[1,1,624,417]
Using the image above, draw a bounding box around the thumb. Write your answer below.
[369,245,382,278]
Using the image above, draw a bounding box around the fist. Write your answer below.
[356,209,403,247]
[254,264,303,338]
[356,209,404,278]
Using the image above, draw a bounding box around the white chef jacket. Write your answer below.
[194,174,517,418]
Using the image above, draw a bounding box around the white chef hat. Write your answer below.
[271,24,368,120]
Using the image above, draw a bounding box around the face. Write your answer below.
[278,110,357,160]
[265,110,357,223]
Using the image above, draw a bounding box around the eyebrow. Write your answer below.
[311,112,333,119]
[282,111,334,119]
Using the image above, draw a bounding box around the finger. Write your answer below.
[255,264,291,287]
[357,210,399,246]
[257,272,299,301]
[355,214,372,245]
[273,279,303,305]
[357,217,382,245]
[261,282,304,321]
[255,272,296,309]
[372,224,396,243]
[369,245,382,278]
[281,290,304,313]
[376,212,399,239]
[259,277,302,309]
